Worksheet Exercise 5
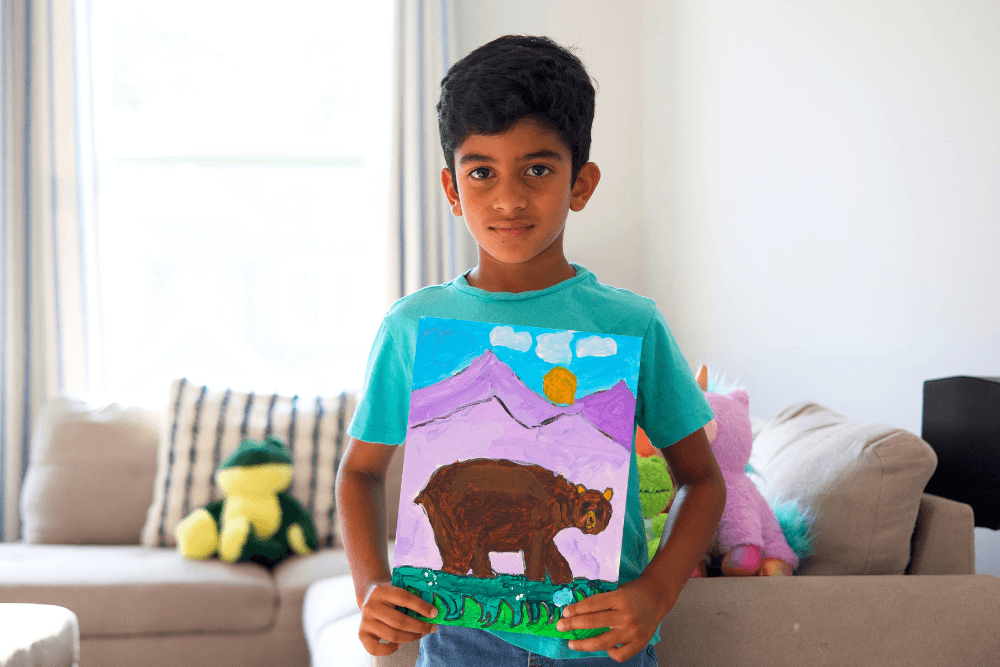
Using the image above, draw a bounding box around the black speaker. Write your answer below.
[921,376,1000,529]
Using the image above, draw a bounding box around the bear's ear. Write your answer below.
[577,484,586,494]
[603,488,613,501]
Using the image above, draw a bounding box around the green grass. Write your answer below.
[393,566,614,640]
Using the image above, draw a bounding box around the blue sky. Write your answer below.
[412,317,642,399]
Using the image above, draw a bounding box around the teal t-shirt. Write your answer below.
[348,264,713,659]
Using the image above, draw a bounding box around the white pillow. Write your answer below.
[141,379,356,550]
[21,395,161,544]
[752,402,937,575]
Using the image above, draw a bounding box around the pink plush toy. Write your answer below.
[693,365,798,577]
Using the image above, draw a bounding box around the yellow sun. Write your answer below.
[543,367,577,405]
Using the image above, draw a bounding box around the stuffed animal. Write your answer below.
[694,365,801,577]
[176,435,318,567]
[637,453,674,561]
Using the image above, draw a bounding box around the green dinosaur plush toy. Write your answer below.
[176,435,318,567]
[637,454,675,561]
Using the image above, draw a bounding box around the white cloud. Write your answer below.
[490,325,532,352]
[576,335,617,358]
[535,331,573,364]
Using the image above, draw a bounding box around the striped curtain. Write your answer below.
[1,0,100,541]
[388,0,477,300]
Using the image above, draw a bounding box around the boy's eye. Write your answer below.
[470,167,492,180]
[528,165,551,177]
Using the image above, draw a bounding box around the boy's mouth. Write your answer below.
[492,224,533,237]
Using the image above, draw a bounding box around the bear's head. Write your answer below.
[573,486,613,535]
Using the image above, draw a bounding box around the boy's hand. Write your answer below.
[555,576,676,663]
[358,581,439,656]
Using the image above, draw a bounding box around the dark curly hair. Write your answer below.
[437,35,596,186]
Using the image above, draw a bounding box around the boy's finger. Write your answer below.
[378,586,439,618]
[360,638,401,657]
[370,604,438,637]
[365,617,432,645]
[566,629,625,654]
[606,642,645,663]
[556,610,617,632]
[562,590,618,618]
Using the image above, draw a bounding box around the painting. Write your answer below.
[391,317,642,640]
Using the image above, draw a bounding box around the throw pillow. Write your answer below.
[21,395,161,544]
[751,402,937,575]
[141,379,356,550]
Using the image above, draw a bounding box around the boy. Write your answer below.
[336,35,726,665]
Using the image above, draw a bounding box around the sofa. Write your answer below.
[2,394,999,667]
[0,393,408,667]
[305,402,1000,667]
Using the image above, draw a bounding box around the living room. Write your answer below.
[452,0,1000,573]
[1,1,998,666]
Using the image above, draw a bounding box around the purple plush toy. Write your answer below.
[693,365,798,577]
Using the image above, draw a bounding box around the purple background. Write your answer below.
[393,349,637,582]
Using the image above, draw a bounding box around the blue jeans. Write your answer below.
[416,624,659,667]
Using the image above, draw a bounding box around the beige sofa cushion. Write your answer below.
[141,379,356,550]
[751,402,937,575]
[20,396,161,545]
[0,545,276,636]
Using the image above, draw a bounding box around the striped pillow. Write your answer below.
[140,378,356,550]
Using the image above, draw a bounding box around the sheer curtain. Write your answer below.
[1,0,100,541]
[0,0,464,539]
[389,0,476,299]
[91,1,393,404]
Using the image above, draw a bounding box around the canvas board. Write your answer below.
[391,317,642,639]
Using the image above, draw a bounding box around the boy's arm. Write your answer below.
[556,426,725,662]
[336,437,438,656]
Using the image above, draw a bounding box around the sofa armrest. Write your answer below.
[375,575,1000,667]
[909,493,975,575]
[657,574,1000,666]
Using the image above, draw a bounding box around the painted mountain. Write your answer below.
[395,349,636,584]
[408,349,637,451]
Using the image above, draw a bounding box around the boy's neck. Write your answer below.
[465,246,577,293]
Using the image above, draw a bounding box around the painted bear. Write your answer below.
[414,458,613,584]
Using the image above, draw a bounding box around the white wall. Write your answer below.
[641,0,1000,574]
[452,0,648,296]
[642,0,1000,434]
[451,0,1000,574]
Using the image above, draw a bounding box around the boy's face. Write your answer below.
[441,117,599,268]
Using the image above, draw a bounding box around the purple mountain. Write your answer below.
[577,380,638,453]
[408,350,636,450]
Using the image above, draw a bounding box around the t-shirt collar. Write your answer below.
[453,263,593,300]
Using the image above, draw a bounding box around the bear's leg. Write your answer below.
[543,542,573,585]
[442,547,473,577]
[436,532,471,576]
[470,542,496,578]
[438,542,470,576]
[424,504,471,575]
[524,534,548,582]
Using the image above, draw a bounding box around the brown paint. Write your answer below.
[414,458,614,584]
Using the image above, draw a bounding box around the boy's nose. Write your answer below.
[491,178,528,212]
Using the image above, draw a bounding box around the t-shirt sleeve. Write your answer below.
[346,318,411,445]
[635,307,714,449]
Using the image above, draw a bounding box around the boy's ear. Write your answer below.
[441,167,463,216]
[569,162,601,212]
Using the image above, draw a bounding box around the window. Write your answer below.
[90,0,392,403]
